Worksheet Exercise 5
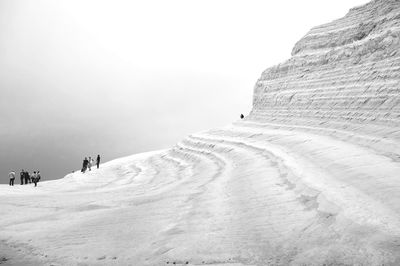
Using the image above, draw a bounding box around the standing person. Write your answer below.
[81,158,86,173]
[20,169,25,185]
[82,157,89,173]
[24,170,30,184]
[88,157,92,171]
[8,171,16,186]
[96,155,101,169]
[37,171,41,183]
[32,171,38,187]
[81,159,85,172]
[84,157,89,172]
[28,171,32,183]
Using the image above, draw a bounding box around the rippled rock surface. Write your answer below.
[1,1,400,265]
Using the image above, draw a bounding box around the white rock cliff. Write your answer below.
[252,0,400,133]
[0,1,399,265]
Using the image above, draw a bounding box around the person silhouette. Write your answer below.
[88,157,92,171]
[20,169,25,185]
[32,171,38,187]
[96,155,101,169]
[82,157,89,173]
[9,171,16,186]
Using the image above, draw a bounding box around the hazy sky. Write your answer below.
[0,0,370,183]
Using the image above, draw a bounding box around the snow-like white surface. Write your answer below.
[2,1,400,265]
[1,121,399,265]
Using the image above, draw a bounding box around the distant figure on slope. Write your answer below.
[81,157,89,173]
[37,171,41,183]
[240,114,244,119]
[24,171,30,184]
[88,157,92,171]
[20,169,25,185]
[32,171,38,187]
[8,171,16,186]
[96,155,101,169]
[81,159,85,172]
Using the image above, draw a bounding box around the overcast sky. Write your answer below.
[0,0,370,182]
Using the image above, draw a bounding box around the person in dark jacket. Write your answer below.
[96,155,101,169]
[240,114,244,119]
[24,171,30,184]
[20,169,25,185]
[82,157,89,173]
[37,171,41,183]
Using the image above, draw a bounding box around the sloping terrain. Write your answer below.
[1,120,400,265]
[1,0,400,265]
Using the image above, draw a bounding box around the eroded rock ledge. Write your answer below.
[251,0,400,136]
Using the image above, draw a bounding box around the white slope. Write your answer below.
[0,120,399,266]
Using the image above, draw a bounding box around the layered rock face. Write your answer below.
[1,1,400,266]
[251,0,400,137]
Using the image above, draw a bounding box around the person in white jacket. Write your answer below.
[8,171,16,186]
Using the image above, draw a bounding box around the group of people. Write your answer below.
[81,155,101,173]
[8,170,41,187]
[8,155,101,187]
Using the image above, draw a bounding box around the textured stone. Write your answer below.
[1,1,400,265]
[251,0,400,136]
